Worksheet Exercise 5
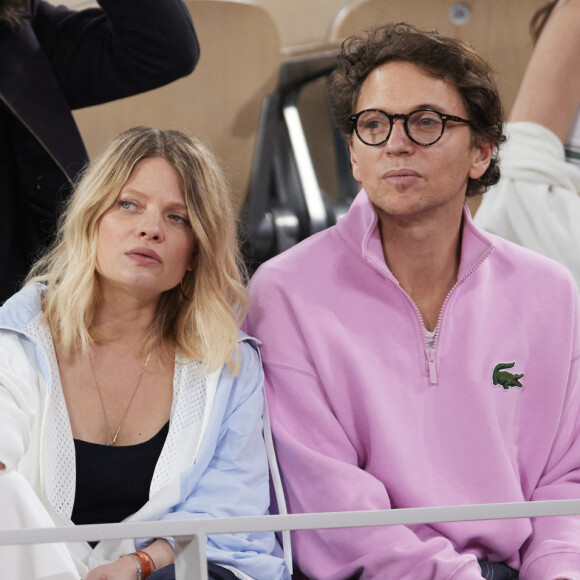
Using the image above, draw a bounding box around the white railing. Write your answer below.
[2,500,580,579]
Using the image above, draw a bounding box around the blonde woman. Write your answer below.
[0,127,288,580]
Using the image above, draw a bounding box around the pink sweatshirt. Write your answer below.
[245,191,580,580]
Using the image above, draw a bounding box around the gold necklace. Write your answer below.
[88,350,152,446]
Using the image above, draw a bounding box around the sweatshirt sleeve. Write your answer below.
[244,271,483,580]
[0,332,41,471]
[32,0,199,108]
[519,288,580,580]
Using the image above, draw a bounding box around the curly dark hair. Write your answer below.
[326,22,506,197]
[0,0,27,28]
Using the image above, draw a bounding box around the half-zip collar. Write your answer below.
[338,191,495,385]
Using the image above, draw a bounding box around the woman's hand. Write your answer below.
[85,555,140,580]
[85,540,173,579]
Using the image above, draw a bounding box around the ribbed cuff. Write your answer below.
[521,551,580,580]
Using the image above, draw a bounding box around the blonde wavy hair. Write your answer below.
[27,126,249,374]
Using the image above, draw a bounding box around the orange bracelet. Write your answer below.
[121,550,156,580]
[134,550,157,579]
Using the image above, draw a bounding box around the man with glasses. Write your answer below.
[245,22,580,580]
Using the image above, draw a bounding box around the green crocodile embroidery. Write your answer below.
[492,362,523,390]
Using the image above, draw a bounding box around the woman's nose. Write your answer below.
[140,229,160,240]
[138,214,164,241]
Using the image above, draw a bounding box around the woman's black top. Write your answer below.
[71,422,169,527]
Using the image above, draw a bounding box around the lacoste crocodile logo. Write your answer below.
[492,362,524,390]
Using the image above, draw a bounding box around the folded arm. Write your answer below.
[261,361,484,580]
[33,0,200,108]
[510,0,580,140]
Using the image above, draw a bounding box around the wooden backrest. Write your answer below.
[72,0,281,211]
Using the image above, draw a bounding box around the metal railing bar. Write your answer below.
[174,533,208,580]
[282,104,327,235]
[2,499,580,547]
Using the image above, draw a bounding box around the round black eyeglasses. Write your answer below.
[349,108,472,147]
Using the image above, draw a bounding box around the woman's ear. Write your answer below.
[187,248,198,271]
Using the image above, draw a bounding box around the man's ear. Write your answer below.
[349,138,362,183]
[469,139,495,180]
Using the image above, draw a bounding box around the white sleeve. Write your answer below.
[0,331,41,471]
[475,121,580,288]
[0,470,78,579]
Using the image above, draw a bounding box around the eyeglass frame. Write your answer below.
[348,108,472,147]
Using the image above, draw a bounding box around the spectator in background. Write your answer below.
[0,0,200,304]
[245,22,580,580]
[0,126,289,580]
[474,0,580,287]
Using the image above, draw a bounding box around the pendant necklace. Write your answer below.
[89,350,152,446]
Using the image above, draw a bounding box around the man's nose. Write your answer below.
[385,117,414,151]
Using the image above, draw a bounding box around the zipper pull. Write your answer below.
[426,347,438,384]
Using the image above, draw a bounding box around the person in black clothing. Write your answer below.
[0,0,200,304]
